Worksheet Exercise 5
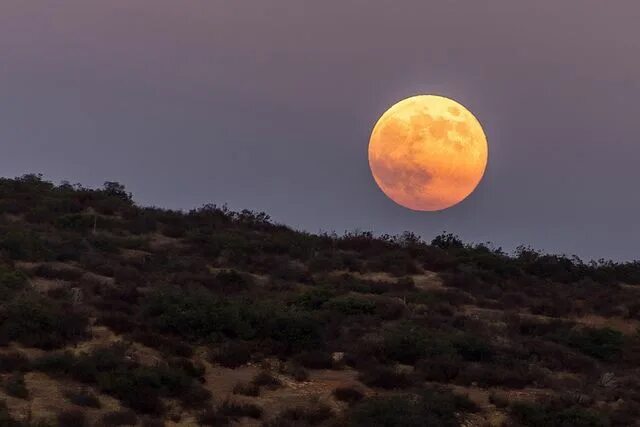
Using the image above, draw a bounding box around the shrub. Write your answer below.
[382,323,455,364]
[219,400,263,419]
[271,259,310,282]
[0,351,30,372]
[55,214,97,232]
[142,288,252,341]
[366,250,419,276]
[396,276,416,291]
[168,357,205,379]
[451,333,494,362]
[100,409,138,426]
[358,365,413,389]
[325,295,377,316]
[129,331,193,358]
[145,289,323,353]
[113,266,143,286]
[333,386,364,404]
[330,274,395,294]
[294,350,334,369]
[211,341,253,368]
[198,407,229,426]
[374,298,406,320]
[233,381,260,397]
[181,384,214,409]
[348,388,477,427]
[551,327,625,361]
[526,339,598,373]
[489,391,510,408]
[252,371,282,390]
[382,323,429,364]
[57,409,88,427]
[65,388,101,408]
[4,373,28,399]
[416,357,461,382]
[457,363,537,389]
[32,351,76,374]
[261,309,323,354]
[295,287,335,310]
[0,267,28,299]
[33,344,210,414]
[267,403,333,426]
[212,269,254,292]
[0,401,19,426]
[286,364,310,382]
[95,371,165,414]
[0,292,89,349]
[33,264,83,281]
[510,401,610,427]
[0,230,50,261]
[140,418,165,427]
[96,312,137,334]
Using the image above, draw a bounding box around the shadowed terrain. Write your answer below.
[0,174,639,426]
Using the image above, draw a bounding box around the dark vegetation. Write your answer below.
[64,388,101,408]
[348,387,477,427]
[32,343,210,414]
[0,174,639,425]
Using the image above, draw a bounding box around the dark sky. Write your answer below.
[1,1,640,260]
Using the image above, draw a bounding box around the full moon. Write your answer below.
[368,95,488,211]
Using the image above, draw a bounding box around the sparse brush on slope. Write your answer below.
[0,174,638,425]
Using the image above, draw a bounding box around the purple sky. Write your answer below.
[1,1,640,260]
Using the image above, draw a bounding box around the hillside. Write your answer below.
[0,174,639,426]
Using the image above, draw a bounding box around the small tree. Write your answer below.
[102,181,132,202]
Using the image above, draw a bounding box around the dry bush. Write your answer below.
[0,351,30,372]
[252,371,282,390]
[358,365,413,389]
[294,350,334,369]
[96,312,137,334]
[4,373,28,399]
[416,357,461,383]
[266,402,334,426]
[219,399,263,419]
[65,388,101,408]
[210,341,253,368]
[198,407,229,426]
[233,381,260,397]
[129,331,193,357]
[100,409,138,426]
[332,386,364,404]
[57,409,88,427]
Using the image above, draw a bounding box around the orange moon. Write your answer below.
[368,95,488,211]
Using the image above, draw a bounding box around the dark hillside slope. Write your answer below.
[0,174,639,426]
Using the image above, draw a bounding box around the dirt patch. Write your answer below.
[412,271,444,291]
[15,261,82,273]
[29,277,67,293]
[148,233,186,250]
[82,271,115,285]
[330,270,445,292]
[349,271,396,282]
[202,360,369,423]
[573,315,640,335]
[120,248,152,260]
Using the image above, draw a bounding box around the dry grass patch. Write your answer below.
[412,271,445,291]
[573,314,639,335]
